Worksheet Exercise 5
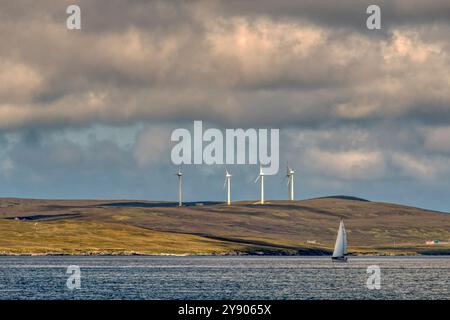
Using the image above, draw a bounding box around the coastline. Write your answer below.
[1,249,449,257]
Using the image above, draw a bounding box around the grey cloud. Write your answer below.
[217,0,450,29]
[0,1,449,131]
[422,126,450,154]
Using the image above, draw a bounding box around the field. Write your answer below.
[0,196,449,255]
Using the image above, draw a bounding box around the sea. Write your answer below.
[0,256,448,300]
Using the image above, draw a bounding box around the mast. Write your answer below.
[342,220,348,255]
[227,175,231,205]
[178,174,182,207]
[289,174,294,201]
[260,175,264,204]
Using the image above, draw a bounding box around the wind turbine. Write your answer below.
[254,165,265,204]
[286,164,295,201]
[223,169,232,205]
[175,167,183,207]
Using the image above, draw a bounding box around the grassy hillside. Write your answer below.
[0,219,247,255]
[0,197,449,255]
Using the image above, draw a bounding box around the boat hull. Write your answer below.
[332,256,348,262]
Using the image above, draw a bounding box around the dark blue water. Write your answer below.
[0,256,448,300]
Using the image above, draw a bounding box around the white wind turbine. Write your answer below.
[286,163,295,201]
[175,167,183,207]
[254,165,265,204]
[223,169,232,206]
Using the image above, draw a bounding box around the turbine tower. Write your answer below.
[286,164,295,201]
[224,169,232,205]
[175,167,183,207]
[254,166,265,204]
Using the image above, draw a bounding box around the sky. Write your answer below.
[0,0,449,211]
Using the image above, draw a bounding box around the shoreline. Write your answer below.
[1,251,449,257]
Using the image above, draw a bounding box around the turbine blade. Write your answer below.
[254,175,260,183]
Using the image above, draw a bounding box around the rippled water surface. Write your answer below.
[0,256,448,299]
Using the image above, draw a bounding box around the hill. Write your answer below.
[0,197,449,256]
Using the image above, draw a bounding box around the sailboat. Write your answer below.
[332,219,348,262]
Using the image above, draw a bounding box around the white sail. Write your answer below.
[332,220,347,258]
[343,221,348,255]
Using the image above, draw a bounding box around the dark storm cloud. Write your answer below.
[218,0,450,28]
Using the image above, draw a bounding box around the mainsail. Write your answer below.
[343,222,348,255]
[332,219,347,258]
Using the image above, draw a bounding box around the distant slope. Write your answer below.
[314,195,370,202]
[0,219,250,255]
[0,197,449,255]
